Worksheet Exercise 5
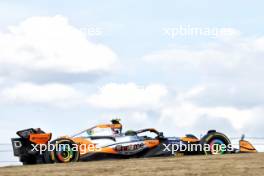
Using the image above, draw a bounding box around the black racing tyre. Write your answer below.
[49,138,80,163]
[200,131,231,155]
[43,149,55,164]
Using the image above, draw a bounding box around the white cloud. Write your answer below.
[0,15,118,76]
[215,28,241,40]
[0,77,6,84]
[159,102,253,130]
[183,83,264,108]
[87,83,168,109]
[176,85,206,101]
[152,85,263,136]
[143,34,264,78]
[143,32,264,108]
[0,82,168,109]
[0,83,83,106]
[85,82,262,136]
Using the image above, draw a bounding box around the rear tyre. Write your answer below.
[49,138,80,163]
[43,149,55,164]
[200,131,231,155]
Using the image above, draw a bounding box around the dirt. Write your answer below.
[0,153,263,176]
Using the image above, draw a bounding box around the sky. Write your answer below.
[1,0,264,163]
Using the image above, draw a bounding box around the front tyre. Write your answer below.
[200,131,232,155]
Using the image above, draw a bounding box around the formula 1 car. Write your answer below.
[11,119,257,165]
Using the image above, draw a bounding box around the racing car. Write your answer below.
[11,119,257,165]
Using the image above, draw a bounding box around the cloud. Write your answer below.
[159,102,253,130]
[87,83,168,109]
[0,83,83,107]
[150,85,260,135]
[0,82,168,110]
[143,34,264,80]
[140,31,264,136]
[0,77,6,84]
[241,107,264,135]
[149,83,264,137]
[143,32,264,108]
[0,19,262,139]
[86,82,262,137]
[84,82,261,136]
[182,83,264,108]
[0,15,118,82]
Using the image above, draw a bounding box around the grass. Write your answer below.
[0,153,263,176]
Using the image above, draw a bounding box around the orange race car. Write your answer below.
[11,119,257,165]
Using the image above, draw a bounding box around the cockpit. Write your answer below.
[73,123,122,138]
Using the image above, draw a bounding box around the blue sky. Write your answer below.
[0,0,264,158]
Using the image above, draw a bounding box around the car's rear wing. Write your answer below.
[11,128,52,157]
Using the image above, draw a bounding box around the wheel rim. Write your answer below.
[209,139,225,155]
[56,144,74,162]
